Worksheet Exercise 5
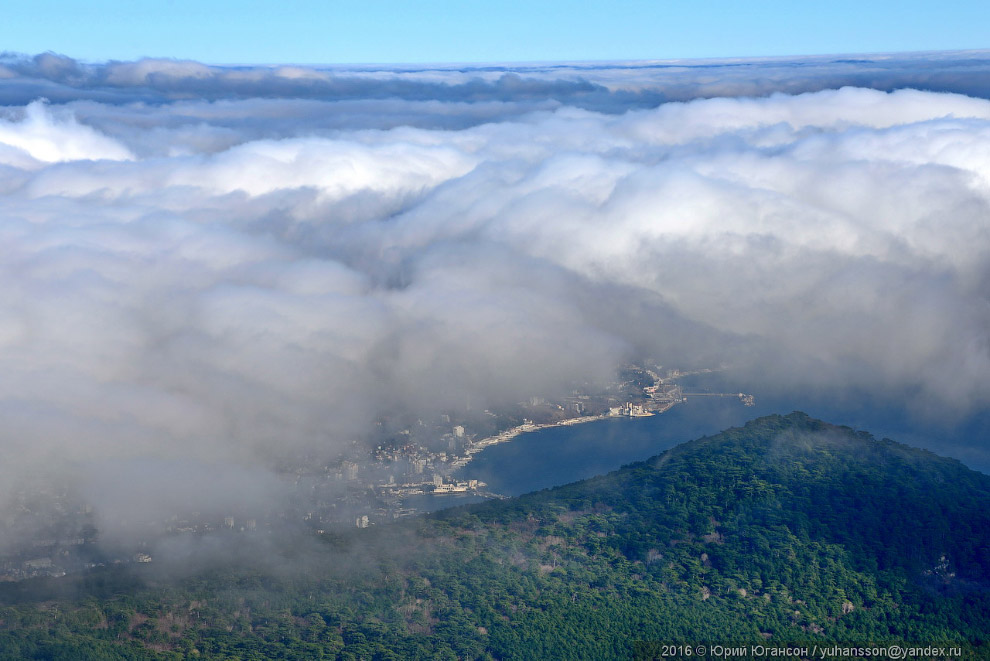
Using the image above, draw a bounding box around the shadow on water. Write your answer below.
[450,372,990,500]
[454,396,758,497]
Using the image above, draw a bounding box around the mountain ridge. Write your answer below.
[2,412,988,659]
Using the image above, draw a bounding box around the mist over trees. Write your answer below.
[1,414,987,659]
[0,51,989,558]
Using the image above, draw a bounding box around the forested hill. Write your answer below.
[2,412,989,660]
[481,411,990,585]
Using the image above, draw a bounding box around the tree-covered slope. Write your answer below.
[496,410,990,591]
[2,412,988,659]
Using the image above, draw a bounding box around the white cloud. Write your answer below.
[0,100,133,164]
[1,55,990,551]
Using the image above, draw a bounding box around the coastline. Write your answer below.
[448,400,679,472]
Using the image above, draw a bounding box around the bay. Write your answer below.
[436,371,990,506]
[453,395,759,497]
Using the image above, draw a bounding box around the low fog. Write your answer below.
[1,51,989,560]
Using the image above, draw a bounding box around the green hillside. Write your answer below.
[2,413,988,660]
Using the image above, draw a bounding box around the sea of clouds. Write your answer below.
[1,51,989,552]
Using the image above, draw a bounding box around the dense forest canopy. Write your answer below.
[1,413,987,659]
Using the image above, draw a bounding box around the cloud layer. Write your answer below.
[1,52,989,550]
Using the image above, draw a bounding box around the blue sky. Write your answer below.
[3,0,989,65]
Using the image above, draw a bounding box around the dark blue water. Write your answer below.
[448,376,990,500]
[454,396,758,497]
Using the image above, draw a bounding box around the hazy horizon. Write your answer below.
[1,48,989,564]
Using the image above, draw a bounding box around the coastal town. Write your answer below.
[302,363,754,528]
[0,363,753,580]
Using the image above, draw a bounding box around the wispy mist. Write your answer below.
[2,51,989,557]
